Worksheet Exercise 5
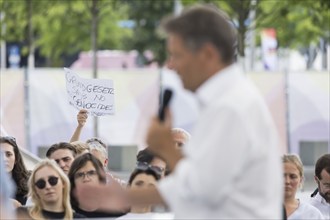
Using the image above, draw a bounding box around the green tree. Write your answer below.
[36,0,131,66]
[122,0,174,67]
[257,0,330,69]
[0,0,131,67]
[182,0,329,69]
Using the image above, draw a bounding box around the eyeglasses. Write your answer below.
[136,161,165,176]
[74,170,97,180]
[35,176,59,189]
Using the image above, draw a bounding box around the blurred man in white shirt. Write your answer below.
[76,5,283,219]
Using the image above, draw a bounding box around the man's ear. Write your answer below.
[200,43,220,62]
[314,175,318,183]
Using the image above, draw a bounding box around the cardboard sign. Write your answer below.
[64,68,115,116]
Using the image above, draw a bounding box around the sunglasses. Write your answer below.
[74,170,97,180]
[136,161,164,176]
[35,176,59,189]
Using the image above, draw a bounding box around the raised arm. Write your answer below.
[70,109,88,142]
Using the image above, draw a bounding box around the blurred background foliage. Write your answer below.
[0,0,329,68]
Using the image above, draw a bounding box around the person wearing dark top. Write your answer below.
[17,159,85,219]
[17,207,85,219]
[68,153,126,218]
[0,136,30,205]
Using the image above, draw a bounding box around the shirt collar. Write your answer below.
[195,64,243,108]
[316,192,330,205]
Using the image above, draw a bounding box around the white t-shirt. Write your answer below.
[310,193,330,219]
[288,200,324,219]
[158,64,283,219]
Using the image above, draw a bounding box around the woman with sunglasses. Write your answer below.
[16,159,85,219]
[68,153,126,218]
[0,136,30,206]
[283,154,324,219]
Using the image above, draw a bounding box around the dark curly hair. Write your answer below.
[0,136,30,205]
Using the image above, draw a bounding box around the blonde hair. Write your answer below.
[28,159,73,220]
[282,154,304,178]
[71,141,90,155]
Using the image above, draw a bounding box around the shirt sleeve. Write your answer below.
[158,104,251,208]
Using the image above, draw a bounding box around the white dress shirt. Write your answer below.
[310,193,330,219]
[288,200,324,219]
[158,64,283,219]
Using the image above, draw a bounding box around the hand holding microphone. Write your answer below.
[158,89,173,122]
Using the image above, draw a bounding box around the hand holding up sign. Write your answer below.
[70,109,89,142]
[77,109,88,127]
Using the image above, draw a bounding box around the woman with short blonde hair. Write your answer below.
[17,159,84,219]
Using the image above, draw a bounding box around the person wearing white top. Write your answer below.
[74,5,283,219]
[288,200,324,220]
[309,154,330,219]
[283,155,324,219]
[310,193,329,220]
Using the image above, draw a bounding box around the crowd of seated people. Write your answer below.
[0,109,191,219]
[1,109,328,220]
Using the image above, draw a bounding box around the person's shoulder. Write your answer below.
[73,211,87,218]
[17,206,32,219]
[17,206,29,213]
[309,194,320,205]
[299,201,324,218]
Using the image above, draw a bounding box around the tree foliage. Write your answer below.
[0,0,132,66]
[256,0,329,49]
[181,0,329,60]
[122,0,174,66]
[1,0,328,67]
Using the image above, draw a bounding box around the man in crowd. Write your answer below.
[310,153,330,219]
[76,5,283,219]
[86,137,126,185]
[137,128,190,178]
[46,142,76,175]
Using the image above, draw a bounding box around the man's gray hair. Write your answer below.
[86,137,108,159]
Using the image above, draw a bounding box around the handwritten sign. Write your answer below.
[64,68,115,116]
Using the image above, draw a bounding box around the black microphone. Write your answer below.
[158,89,173,122]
